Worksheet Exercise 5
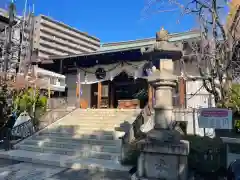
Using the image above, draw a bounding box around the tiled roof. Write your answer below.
[100,30,200,51]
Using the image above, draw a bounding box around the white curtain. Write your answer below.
[79,61,148,84]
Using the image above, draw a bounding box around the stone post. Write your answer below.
[153,78,175,129]
[135,69,189,180]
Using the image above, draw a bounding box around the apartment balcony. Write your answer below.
[39,45,68,57]
[39,37,82,55]
[39,26,98,52]
[39,31,90,54]
[40,17,100,47]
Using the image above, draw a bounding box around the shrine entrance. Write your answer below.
[112,71,148,108]
[90,71,150,109]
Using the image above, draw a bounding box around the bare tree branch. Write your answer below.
[146,0,240,107]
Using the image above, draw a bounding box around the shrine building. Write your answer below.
[38,29,200,109]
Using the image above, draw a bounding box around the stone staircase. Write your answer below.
[0,108,141,177]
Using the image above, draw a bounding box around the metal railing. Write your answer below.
[0,117,36,150]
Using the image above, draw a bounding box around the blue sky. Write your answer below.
[0,0,226,43]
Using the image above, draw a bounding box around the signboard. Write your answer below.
[198,108,232,129]
[13,112,31,128]
[12,112,35,138]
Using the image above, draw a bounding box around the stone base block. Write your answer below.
[137,139,189,180]
[142,140,189,156]
[137,152,188,180]
[131,173,160,180]
[147,129,182,143]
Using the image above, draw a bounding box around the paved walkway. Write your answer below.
[0,158,130,180]
[0,158,21,168]
[0,160,65,180]
[49,168,130,180]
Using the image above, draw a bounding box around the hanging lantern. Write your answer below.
[151,65,156,72]
[142,62,154,76]
[110,71,113,81]
[134,69,138,80]
[95,67,106,80]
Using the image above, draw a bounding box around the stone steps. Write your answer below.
[36,131,115,141]
[14,144,120,161]
[62,115,122,118]
[54,123,120,128]
[74,109,138,112]
[58,116,127,120]
[39,129,117,136]
[56,123,122,128]
[0,108,140,175]
[45,127,116,133]
[56,121,125,127]
[61,116,129,120]
[21,139,120,153]
[62,115,118,118]
[70,114,133,118]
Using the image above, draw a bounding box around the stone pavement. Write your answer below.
[0,158,21,168]
[0,161,65,180]
[0,158,130,180]
[48,168,130,180]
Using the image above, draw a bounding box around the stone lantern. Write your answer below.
[156,27,169,42]
[136,69,189,180]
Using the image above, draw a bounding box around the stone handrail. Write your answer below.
[116,105,153,142]
[115,105,154,163]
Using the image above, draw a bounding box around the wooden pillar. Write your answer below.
[148,84,153,108]
[97,82,102,108]
[110,82,114,108]
[76,69,81,108]
[179,77,186,108]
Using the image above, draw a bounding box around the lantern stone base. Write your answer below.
[135,140,189,180]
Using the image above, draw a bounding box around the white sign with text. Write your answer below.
[198,108,232,129]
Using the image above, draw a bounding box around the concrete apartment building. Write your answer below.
[32,15,100,62]
[1,6,100,76]
[0,7,101,63]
